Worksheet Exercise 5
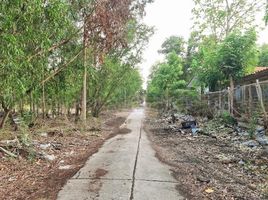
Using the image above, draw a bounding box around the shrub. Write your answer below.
[219,111,237,126]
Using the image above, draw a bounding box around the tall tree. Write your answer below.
[191,36,224,91]
[265,0,268,24]
[192,0,265,40]
[0,0,77,128]
[258,44,268,66]
[81,0,153,123]
[147,52,185,110]
[217,30,258,114]
[158,36,185,56]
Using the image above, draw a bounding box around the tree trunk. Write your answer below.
[8,112,18,131]
[0,109,11,129]
[30,91,33,113]
[75,100,81,122]
[229,75,234,116]
[36,101,39,116]
[81,20,88,125]
[92,106,101,118]
[19,98,24,117]
[67,107,71,116]
[57,102,60,116]
[42,82,46,119]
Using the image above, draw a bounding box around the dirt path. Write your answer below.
[57,108,183,200]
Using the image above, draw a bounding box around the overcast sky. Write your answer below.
[140,0,268,89]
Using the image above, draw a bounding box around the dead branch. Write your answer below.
[0,146,17,158]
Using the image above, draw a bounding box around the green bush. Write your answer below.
[248,112,258,139]
[187,100,214,119]
[219,111,237,126]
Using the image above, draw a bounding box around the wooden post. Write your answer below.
[229,76,235,116]
[256,79,268,128]
[248,85,252,116]
[242,85,246,107]
[228,87,231,114]
[219,91,222,111]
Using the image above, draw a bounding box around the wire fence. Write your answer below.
[203,79,268,124]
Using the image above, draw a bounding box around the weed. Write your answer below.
[248,112,258,139]
[219,111,237,126]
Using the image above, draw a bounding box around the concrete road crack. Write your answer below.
[129,122,143,200]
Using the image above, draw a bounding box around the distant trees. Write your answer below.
[190,30,258,92]
[189,0,263,93]
[147,0,264,115]
[258,44,268,66]
[158,36,185,56]
[192,0,264,40]
[147,51,185,110]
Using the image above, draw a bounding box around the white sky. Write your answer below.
[140,0,268,89]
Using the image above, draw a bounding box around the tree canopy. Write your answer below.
[258,44,268,66]
[0,0,153,129]
[158,36,185,56]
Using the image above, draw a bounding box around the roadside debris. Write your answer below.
[145,109,268,199]
[0,110,131,200]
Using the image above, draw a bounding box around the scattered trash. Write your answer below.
[42,153,56,161]
[238,160,245,165]
[205,188,214,193]
[197,176,210,183]
[256,136,268,146]
[147,110,268,199]
[238,131,250,137]
[216,154,238,164]
[242,140,259,148]
[40,143,51,150]
[256,126,265,133]
[181,120,197,129]
[65,150,75,156]
[40,132,48,137]
[58,165,72,170]
[191,126,198,135]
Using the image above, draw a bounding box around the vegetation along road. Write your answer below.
[1,0,268,199]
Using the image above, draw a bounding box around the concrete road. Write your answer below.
[57,108,183,200]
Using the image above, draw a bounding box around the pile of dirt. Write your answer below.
[145,109,268,200]
[0,110,131,200]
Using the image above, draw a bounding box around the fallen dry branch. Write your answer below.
[0,146,17,158]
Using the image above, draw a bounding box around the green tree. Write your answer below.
[0,0,77,128]
[191,30,257,94]
[217,30,258,80]
[191,37,224,91]
[158,36,185,56]
[217,30,258,114]
[80,0,153,123]
[184,31,202,80]
[258,44,268,66]
[192,0,264,40]
[0,0,154,130]
[87,19,153,117]
[147,52,185,110]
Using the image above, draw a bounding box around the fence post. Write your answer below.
[242,85,246,106]
[228,87,231,114]
[248,85,252,116]
[256,79,268,128]
[219,91,222,111]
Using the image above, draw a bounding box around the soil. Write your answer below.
[145,109,268,200]
[0,110,131,200]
